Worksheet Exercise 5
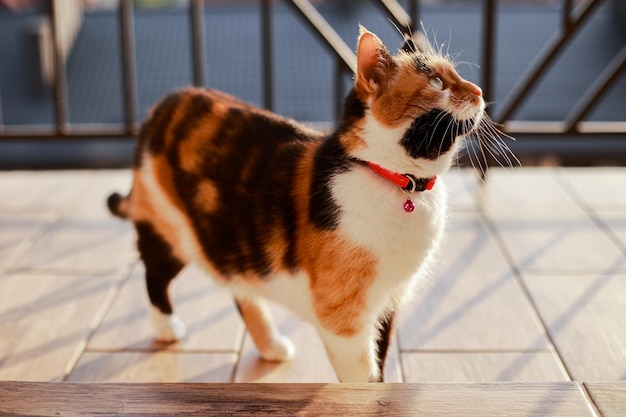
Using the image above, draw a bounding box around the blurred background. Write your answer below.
[0,0,624,168]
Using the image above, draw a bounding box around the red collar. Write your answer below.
[366,161,436,192]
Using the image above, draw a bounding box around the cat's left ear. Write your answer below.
[355,25,394,95]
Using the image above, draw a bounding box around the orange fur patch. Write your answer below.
[369,63,436,127]
[360,51,482,128]
[194,179,220,214]
[307,232,378,337]
[340,126,367,153]
[288,140,378,337]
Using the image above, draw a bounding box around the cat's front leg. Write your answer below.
[317,326,381,382]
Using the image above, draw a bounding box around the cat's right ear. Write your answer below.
[355,25,394,95]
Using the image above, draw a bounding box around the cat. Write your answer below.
[107,26,498,382]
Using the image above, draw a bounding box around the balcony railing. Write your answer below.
[0,0,624,163]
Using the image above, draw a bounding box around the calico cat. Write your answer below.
[107,26,496,382]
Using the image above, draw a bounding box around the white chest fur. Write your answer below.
[332,166,447,303]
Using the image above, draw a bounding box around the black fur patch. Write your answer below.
[171,93,214,142]
[337,89,367,134]
[400,109,472,160]
[309,134,352,230]
[147,92,187,154]
[135,221,185,315]
[306,89,363,230]
[375,311,396,382]
[169,110,313,277]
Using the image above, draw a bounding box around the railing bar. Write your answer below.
[120,0,138,135]
[563,0,573,30]
[495,0,606,124]
[479,0,497,178]
[49,0,69,135]
[482,0,495,107]
[0,87,4,133]
[565,44,626,132]
[409,0,419,31]
[334,59,344,121]
[2,121,625,140]
[190,0,206,87]
[0,131,132,140]
[261,0,273,111]
[283,0,356,73]
[373,0,412,34]
[504,120,626,135]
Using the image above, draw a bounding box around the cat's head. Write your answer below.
[346,26,491,177]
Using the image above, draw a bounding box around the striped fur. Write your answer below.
[108,26,486,382]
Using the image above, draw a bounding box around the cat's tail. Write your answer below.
[107,191,131,220]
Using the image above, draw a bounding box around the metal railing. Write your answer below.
[0,0,625,160]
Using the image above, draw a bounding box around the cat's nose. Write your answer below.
[472,86,483,97]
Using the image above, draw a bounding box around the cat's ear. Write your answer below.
[355,25,394,95]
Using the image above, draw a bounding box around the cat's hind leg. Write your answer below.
[135,221,187,343]
[235,297,294,362]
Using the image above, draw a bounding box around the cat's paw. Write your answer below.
[149,307,187,343]
[259,335,295,362]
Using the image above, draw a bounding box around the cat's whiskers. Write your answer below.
[462,115,519,176]
[427,110,452,148]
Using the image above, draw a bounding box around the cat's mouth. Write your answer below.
[451,98,485,125]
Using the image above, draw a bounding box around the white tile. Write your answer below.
[399,212,549,350]
[480,167,583,220]
[560,167,626,210]
[0,213,55,273]
[401,351,567,383]
[0,171,92,214]
[88,265,245,353]
[68,352,236,382]
[11,172,136,274]
[524,273,626,381]
[489,216,626,273]
[0,272,122,381]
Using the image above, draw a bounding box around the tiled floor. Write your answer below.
[0,167,625,414]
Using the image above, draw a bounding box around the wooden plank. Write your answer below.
[524,273,626,381]
[398,212,549,351]
[0,272,123,381]
[0,381,596,416]
[584,382,626,417]
[88,264,245,353]
[401,352,567,383]
[68,352,236,382]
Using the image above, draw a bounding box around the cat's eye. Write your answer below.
[428,76,444,90]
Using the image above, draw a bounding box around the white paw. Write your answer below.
[259,335,295,362]
[149,307,186,343]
